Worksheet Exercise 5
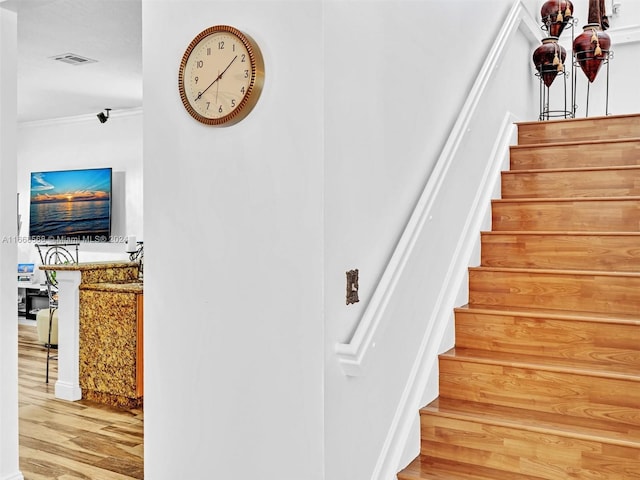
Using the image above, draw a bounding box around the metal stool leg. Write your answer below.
[45,307,56,384]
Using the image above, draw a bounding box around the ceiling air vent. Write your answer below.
[50,53,97,66]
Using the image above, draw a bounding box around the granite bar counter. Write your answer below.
[40,261,142,407]
[43,260,140,284]
[79,281,143,408]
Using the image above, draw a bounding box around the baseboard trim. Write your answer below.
[55,381,82,402]
[1,472,24,480]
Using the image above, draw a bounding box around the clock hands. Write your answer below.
[215,72,220,104]
[195,55,238,101]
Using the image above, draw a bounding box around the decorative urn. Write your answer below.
[533,36,566,88]
[541,0,574,37]
[573,23,611,83]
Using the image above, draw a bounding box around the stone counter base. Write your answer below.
[83,389,143,410]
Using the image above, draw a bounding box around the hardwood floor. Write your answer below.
[18,322,144,480]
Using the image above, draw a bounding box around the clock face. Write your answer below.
[179,25,264,126]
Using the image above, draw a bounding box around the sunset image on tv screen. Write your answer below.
[29,167,112,241]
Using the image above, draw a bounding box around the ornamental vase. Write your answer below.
[541,0,574,38]
[532,37,566,88]
[573,23,611,83]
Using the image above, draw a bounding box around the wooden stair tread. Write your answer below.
[481,230,640,237]
[516,114,640,145]
[501,167,640,201]
[510,136,640,151]
[399,455,544,480]
[421,398,640,448]
[440,347,640,381]
[468,265,640,278]
[455,304,640,326]
[501,164,640,175]
[501,166,640,199]
[493,195,640,203]
[468,268,640,315]
[516,113,640,128]
[491,197,640,232]
[480,231,640,271]
[455,305,640,367]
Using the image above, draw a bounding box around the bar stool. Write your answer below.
[35,243,79,383]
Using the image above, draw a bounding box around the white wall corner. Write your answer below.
[0,6,21,480]
[518,1,545,46]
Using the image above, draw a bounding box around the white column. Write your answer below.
[54,270,82,401]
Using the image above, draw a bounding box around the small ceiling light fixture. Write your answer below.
[97,108,111,124]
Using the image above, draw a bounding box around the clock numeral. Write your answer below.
[218,41,224,50]
[244,69,249,79]
[196,60,204,68]
[241,53,246,62]
[232,44,236,52]
[231,99,236,108]
[206,47,211,56]
[205,101,211,110]
[194,76,199,84]
[240,86,245,94]
[218,104,223,114]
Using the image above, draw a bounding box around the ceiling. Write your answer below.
[4,0,142,123]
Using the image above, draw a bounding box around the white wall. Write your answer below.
[323,2,640,478]
[142,1,542,479]
[16,110,143,273]
[2,1,638,480]
[0,6,22,480]
[143,2,324,479]
[322,2,640,479]
[141,1,640,478]
[324,0,538,364]
[324,1,541,479]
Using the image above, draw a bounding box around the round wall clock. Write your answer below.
[178,25,265,126]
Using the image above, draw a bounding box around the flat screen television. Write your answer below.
[29,167,112,242]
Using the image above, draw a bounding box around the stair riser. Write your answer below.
[455,310,640,366]
[510,140,640,170]
[438,358,640,426]
[501,168,640,199]
[517,115,640,145]
[480,233,640,272]
[420,413,640,479]
[492,199,640,232]
[469,269,640,315]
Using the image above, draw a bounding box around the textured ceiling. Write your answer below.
[6,0,142,123]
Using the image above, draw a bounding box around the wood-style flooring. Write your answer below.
[18,323,144,480]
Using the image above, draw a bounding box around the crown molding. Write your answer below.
[19,106,142,128]
[609,23,640,44]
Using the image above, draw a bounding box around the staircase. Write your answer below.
[398,113,640,479]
